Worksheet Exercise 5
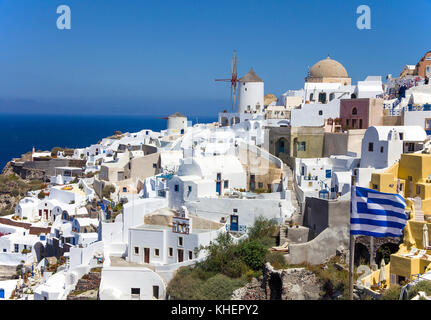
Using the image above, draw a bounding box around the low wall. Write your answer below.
[284,226,349,265]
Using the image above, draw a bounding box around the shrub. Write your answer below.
[407,280,431,300]
[265,251,287,270]
[238,240,267,271]
[247,216,278,247]
[37,191,45,199]
[167,267,204,300]
[381,285,401,300]
[197,274,246,300]
[102,185,115,199]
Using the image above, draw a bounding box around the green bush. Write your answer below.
[381,285,401,300]
[167,267,205,300]
[238,240,267,271]
[37,191,45,199]
[407,280,431,300]
[197,274,246,300]
[247,216,278,247]
[102,185,116,199]
[265,251,287,270]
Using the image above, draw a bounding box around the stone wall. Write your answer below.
[232,263,323,300]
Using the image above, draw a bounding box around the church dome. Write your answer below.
[309,57,348,78]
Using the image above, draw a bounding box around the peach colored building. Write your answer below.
[339,98,384,130]
[415,51,431,78]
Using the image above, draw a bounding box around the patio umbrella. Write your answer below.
[379,259,386,284]
[423,224,429,249]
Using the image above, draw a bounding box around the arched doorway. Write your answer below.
[354,243,370,266]
[221,117,229,127]
[376,243,399,266]
[276,138,287,157]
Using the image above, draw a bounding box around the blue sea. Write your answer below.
[0,114,217,171]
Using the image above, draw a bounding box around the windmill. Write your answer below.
[215,50,239,112]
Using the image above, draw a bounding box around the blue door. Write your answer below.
[216,182,221,195]
[0,289,4,298]
[325,170,332,178]
[230,215,239,232]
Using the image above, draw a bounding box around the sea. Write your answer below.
[0,114,217,171]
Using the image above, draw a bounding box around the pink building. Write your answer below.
[340,98,384,130]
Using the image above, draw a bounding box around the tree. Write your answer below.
[238,240,267,271]
[102,185,115,199]
[247,216,278,247]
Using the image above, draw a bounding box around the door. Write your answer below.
[44,209,48,220]
[216,182,221,195]
[0,288,4,299]
[178,249,184,263]
[230,215,239,232]
[144,248,150,264]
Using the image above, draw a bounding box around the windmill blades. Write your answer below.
[232,85,237,112]
[232,50,237,79]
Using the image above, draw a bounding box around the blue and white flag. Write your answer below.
[351,186,407,237]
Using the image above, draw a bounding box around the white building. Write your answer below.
[168,155,247,209]
[360,126,427,169]
[237,68,264,114]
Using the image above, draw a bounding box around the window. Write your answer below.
[153,163,157,168]
[188,251,193,260]
[407,143,415,152]
[318,92,326,104]
[368,142,374,152]
[154,248,160,257]
[329,93,335,101]
[426,119,431,130]
[224,180,229,188]
[178,237,183,246]
[359,119,363,129]
[233,208,238,213]
[318,110,323,116]
[14,244,19,253]
[380,146,384,153]
[168,247,173,257]
[352,107,357,115]
[131,288,140,297]
[372,184,378,190]
[399,132,404,140]
[153,286,159,299]
[297,142,306,151]
[309,93,314,101]
[217,173,221,180]
[134,247,139,255]
[417,185,421,195]
[352,119,357,128]
[346,119,349,126]
[123,187,127,192]
[174,184,179,192]
[258,182,263,189]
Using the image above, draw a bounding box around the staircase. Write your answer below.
[279,165,301,246]
[67,271,101,300]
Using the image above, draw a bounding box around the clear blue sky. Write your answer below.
[0,0,430,116]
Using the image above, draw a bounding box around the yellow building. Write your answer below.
[363,153,431,287]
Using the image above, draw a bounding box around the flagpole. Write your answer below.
[349,174,356,300]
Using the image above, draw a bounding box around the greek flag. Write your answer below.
[351,186,407,237]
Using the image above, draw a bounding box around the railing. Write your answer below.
[407,104,431,112]
[225,224,247,234]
